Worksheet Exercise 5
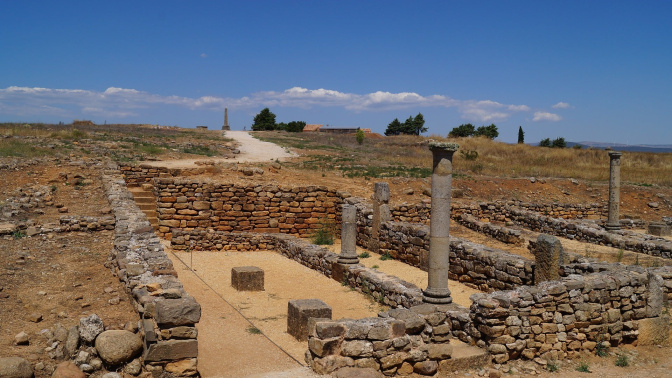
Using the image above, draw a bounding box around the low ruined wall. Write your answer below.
[153,178,344,239]
[119,165,174,185]
[306,304,467,376]
[102,170,200,376]
[506,207,672,258]
[391,200,608,224]
[377,221,535,292]
[468,266,668,364]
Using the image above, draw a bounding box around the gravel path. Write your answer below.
[139,131,296,169]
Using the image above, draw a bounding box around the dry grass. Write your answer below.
[254,131,672,187]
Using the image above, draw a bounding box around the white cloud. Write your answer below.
[0,85,534,122]
[552,102,571,109]
[533,112,562,122]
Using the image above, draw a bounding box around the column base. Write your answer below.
[337,256,360,264]
[422,288,452,304]
[605,223,621,231]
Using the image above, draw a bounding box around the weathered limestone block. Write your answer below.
[144,339,198,362]
[288,299,332,341]
[231,266,265,291]
[534,234,562,284]
[154,298,202,327]
[649,222,671,236]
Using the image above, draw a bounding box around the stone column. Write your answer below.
[371,182,391,253]
[605,151,622,231]
[423,142,459,304]
[338,204,359,264]
[534,234,562,284]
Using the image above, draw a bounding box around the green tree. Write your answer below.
[448,123,475,137]
[552,137,566,148]
[518,126,525,144]
[283,121,306,132]
[407,113,427,135]
[539,138,551,147]
[251,108,277,131]
[355,128,365,145]
[474,124,499,139]
[384,118,403,136]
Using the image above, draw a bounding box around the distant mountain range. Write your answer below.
[567,141,672,153]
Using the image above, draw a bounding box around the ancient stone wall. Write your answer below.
[377,222,535,292]
[391,200,608,224]
[506,207,672,258]
[102,170,200,376]
[119,165,173,185]
[467,266,667,364]
[306,304,467,376]
[153,179,343,239]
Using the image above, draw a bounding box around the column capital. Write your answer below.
[428,141,460,152]
[608,151,622,159]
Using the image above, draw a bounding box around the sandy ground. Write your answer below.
[138,131,297,169]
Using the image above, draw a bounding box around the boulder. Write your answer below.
[95,330,143,366]
[0,357,33,378]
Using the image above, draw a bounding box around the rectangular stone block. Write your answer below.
[155,298,202,327]
[144,339,198,362]
[648,223,671,236]
[231,266,265,291]
[288,299,332,341]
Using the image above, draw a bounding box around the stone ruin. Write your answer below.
[81,149,672,376]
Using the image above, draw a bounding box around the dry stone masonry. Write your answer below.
[153,178,343,239]
[103,167,200,376]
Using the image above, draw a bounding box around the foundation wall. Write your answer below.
[153,178,344,239]
[103,169,200,375]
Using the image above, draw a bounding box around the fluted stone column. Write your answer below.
[371,182,391,253]
[423,142,459,304]
[338,204,359,264]
[605,151,622,231]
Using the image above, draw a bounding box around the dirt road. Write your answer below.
[138,131,296,169]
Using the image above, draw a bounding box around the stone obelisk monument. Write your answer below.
[222,108,231,131]
[423,141,459,304]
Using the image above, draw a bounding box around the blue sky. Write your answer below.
[1,1,671,145]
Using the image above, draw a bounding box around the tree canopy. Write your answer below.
[251,108,277,131]
[474,124,499,139]
[448,123,475,138]
[518,126,525,144]
[448,123,498,140]
[384,113,427,136]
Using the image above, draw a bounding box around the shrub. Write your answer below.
[379,252,393,261]
[615,353,629,367]
[358,252,371,258]
[355,129,365,145]
[311,218,335,245]
[576,360,590,373]
[547,360,559,372]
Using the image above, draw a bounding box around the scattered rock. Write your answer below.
[27,312,42,323]
[648,202,660,209]
[403,188,414,195]
[0,357,33,378]
[14,331,30,345]
[52,361,85,378]
[123,358,142,376]
[79,314,104,343]
[165,358,198,376]
[94,330,143,366]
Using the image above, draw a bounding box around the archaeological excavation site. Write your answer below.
[1,125,672,378]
